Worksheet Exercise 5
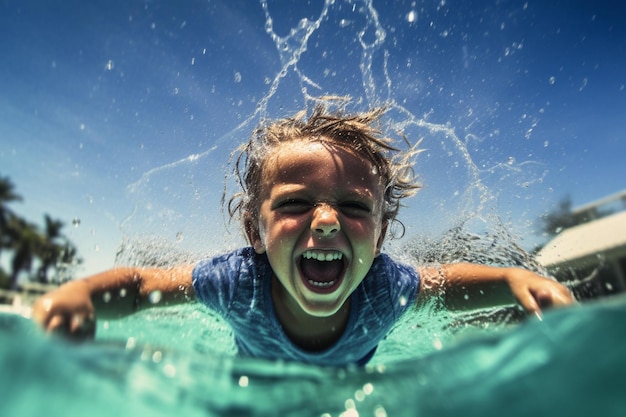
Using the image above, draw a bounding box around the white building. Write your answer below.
[536,190,626,298]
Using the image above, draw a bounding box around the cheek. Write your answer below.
[262,215,303,247]
[346,217,383,240]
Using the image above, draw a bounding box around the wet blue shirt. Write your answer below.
[192,247,419,366]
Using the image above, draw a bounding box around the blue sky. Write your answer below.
[1,0,625,276]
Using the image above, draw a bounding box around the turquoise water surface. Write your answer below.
[2,295,625,417]
[2,1,626,416]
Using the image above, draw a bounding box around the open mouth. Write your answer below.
[298,250,346,293]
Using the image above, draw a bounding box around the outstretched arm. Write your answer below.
[418,263,575,318]
[31,265,194,337]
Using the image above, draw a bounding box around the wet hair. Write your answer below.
[225,104,422,240]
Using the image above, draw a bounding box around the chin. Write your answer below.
[298,293,347,317]
[303,306,340,318]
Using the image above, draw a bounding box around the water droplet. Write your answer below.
[149,290,162,304]
[344,398,356,410]
[406,10,418,23]
[238,375,249,387]
[163,364,176,378]
[176,232,183,242]
[72,218,81,228]
[374,405,388,417]
[102,292,112,303]
[354,389,366,401]
[234,72,242,83]
[433,338,443,350]
[549,76,556,85]
[104,60,114,71]
[125,337,137,350]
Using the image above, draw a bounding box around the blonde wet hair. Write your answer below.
[226,104,422,241]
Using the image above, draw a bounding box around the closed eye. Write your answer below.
[338,201,372,216]
[274,199,313,213]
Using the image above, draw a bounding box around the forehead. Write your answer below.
[262,140,383,195]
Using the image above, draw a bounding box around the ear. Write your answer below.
[375,220,388,256]
[244,214,265,254]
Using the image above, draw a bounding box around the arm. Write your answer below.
[31,265,195,337]
[418,263,575,318]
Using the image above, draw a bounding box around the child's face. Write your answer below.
[248,140,387,318]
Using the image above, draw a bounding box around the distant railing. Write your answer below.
[0,282,58,307]
[571,189,626,224]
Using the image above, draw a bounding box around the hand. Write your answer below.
[505,268,575,319]
[31,280,96,341]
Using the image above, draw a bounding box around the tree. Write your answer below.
[537,196,579,238]
[537,195,614,240]
[0,176,22,258]
[36,214,66,283]
[7,215,39,289]
[0,175,82,289]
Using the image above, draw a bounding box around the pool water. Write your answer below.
[2,295,625,417]
[2,1,625,415]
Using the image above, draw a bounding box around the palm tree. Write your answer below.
[36,214,65,283]
[0,176,83,288]
[7,215,39,289]
[53,241,82,283]
[0,176,22,258]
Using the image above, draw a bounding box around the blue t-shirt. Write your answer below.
[192,247,419,366]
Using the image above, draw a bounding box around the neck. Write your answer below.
[271,276,350,352]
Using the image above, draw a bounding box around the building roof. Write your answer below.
[536,210,626,268]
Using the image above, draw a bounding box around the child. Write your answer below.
[32,105,574,366]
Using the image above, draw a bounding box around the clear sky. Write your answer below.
[1,0,625,277]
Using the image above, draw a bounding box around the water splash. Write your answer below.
[120,0,544,279]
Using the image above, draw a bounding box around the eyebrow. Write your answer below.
[269,183,378,202]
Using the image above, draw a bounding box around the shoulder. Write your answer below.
[193,247,260,279]
[369,253,420,286]
[192,247,271,306]
[361,253,420,315]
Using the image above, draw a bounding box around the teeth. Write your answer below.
[307,279,336,288]
[302,250,343,261]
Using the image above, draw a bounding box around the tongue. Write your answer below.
[300,258,343,283]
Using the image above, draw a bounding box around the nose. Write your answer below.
[311,203,341,237]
